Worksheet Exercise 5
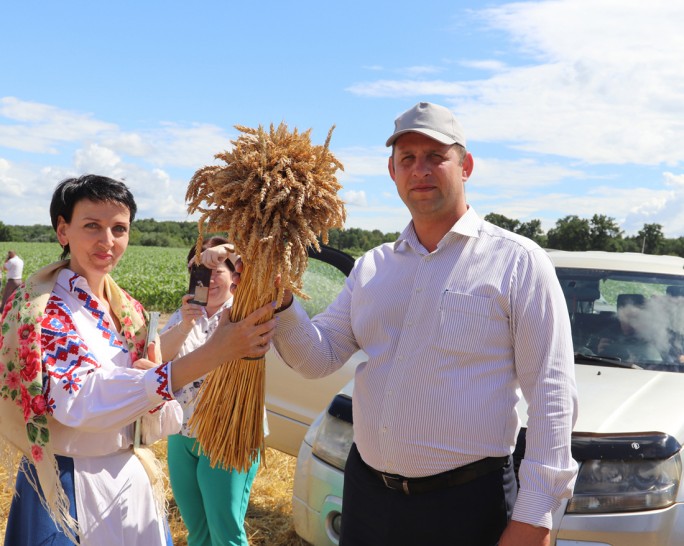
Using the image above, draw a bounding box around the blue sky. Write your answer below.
[2,0,684,237]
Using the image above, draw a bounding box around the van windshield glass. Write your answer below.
[556,267,684,372]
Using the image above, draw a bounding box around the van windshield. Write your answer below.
[556,267,684,372]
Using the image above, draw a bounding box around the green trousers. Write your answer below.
[167,434,260,546]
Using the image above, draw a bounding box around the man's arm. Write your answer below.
[510,248,579,529]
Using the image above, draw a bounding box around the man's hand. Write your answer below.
[498,521,550,546]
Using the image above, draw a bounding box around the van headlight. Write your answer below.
[311,394,354,471]
[567,453,682,513]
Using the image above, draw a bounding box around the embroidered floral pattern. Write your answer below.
[0,266,153,465]
[0,283,50,462]
[41,297,100,398]
[72,285,127,351]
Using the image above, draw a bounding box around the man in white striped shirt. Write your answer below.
[272,102,578,545]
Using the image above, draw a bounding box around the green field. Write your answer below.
[0,242,193,313]
[0,242,346,315]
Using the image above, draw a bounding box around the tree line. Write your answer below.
[0,214,679,257]
[0,219,401,256]
[483,213,677,256]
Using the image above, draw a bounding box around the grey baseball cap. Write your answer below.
[385,102,466,148]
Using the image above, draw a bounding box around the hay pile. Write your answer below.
[185,122,346,471]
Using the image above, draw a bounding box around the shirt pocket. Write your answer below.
[435,291,493,355]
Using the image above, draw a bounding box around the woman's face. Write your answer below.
[207,261,233,308]
[56,198,130,282]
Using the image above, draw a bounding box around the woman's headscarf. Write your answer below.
[0,260,151,541]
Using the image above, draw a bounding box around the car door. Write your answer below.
[264,244,363,456]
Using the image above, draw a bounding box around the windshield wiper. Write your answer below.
[574,352,640,369]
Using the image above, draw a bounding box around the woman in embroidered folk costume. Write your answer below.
[0,175,277,546]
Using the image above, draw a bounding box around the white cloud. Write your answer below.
[345,204,410,233]
[100,132,154,158]
[473,157,587,191]
[664,172,684,188]
[459,60,507,72]
[0,97,118,154]
[348,1,684,166]
[472,179,682,237]
[347,80,469,98]
[0,97,230,171]
[0,158,25,197]
[142,123,233,168]
[0,98,232,224]
[336,146,389,182]
[401,66,445,77]
[343,190,368,207]
[74,144,123,173]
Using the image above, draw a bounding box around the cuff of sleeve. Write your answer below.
[511,489,560,529]
[143,361,175,403]
[274,299,308,333]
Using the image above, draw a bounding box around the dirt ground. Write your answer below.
[160,444,309,546]
[0,444,308,546]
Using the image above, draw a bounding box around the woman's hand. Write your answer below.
[157,295,204,361]
[208,301,277,361]
[132,341,160,370]
[193,243,237,269]
[179,294,203,332]
[169,301,278,391]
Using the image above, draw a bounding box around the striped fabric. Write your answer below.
[275,207,578,528]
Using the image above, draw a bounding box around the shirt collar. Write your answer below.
[56,268,89,294]
[202,297,233,321]
[393,206,482,253]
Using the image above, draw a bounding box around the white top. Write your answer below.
[162,298,269,438]
[4,255,23,280]
[44,269,182,545]
[274,207,578,529]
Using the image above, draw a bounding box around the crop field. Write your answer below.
[0,242,189,313]
[0,242,345,317]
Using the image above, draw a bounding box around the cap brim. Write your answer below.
[385,128,459,147]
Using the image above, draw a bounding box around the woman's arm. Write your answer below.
[137,301,277,391]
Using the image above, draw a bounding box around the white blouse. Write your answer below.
[42,269,182,546]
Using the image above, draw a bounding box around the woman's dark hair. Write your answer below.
[186,236,236,272]
[50,174,137,260]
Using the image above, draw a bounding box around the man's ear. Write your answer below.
[388,155,396,182]
[462,152,474,182]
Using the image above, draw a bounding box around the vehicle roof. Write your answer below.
[546,250,684,275]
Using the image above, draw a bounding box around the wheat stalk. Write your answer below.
[185,122,346,471]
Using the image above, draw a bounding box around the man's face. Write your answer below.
[388,132,472,224]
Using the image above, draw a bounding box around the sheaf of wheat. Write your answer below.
[185,122,346,471]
